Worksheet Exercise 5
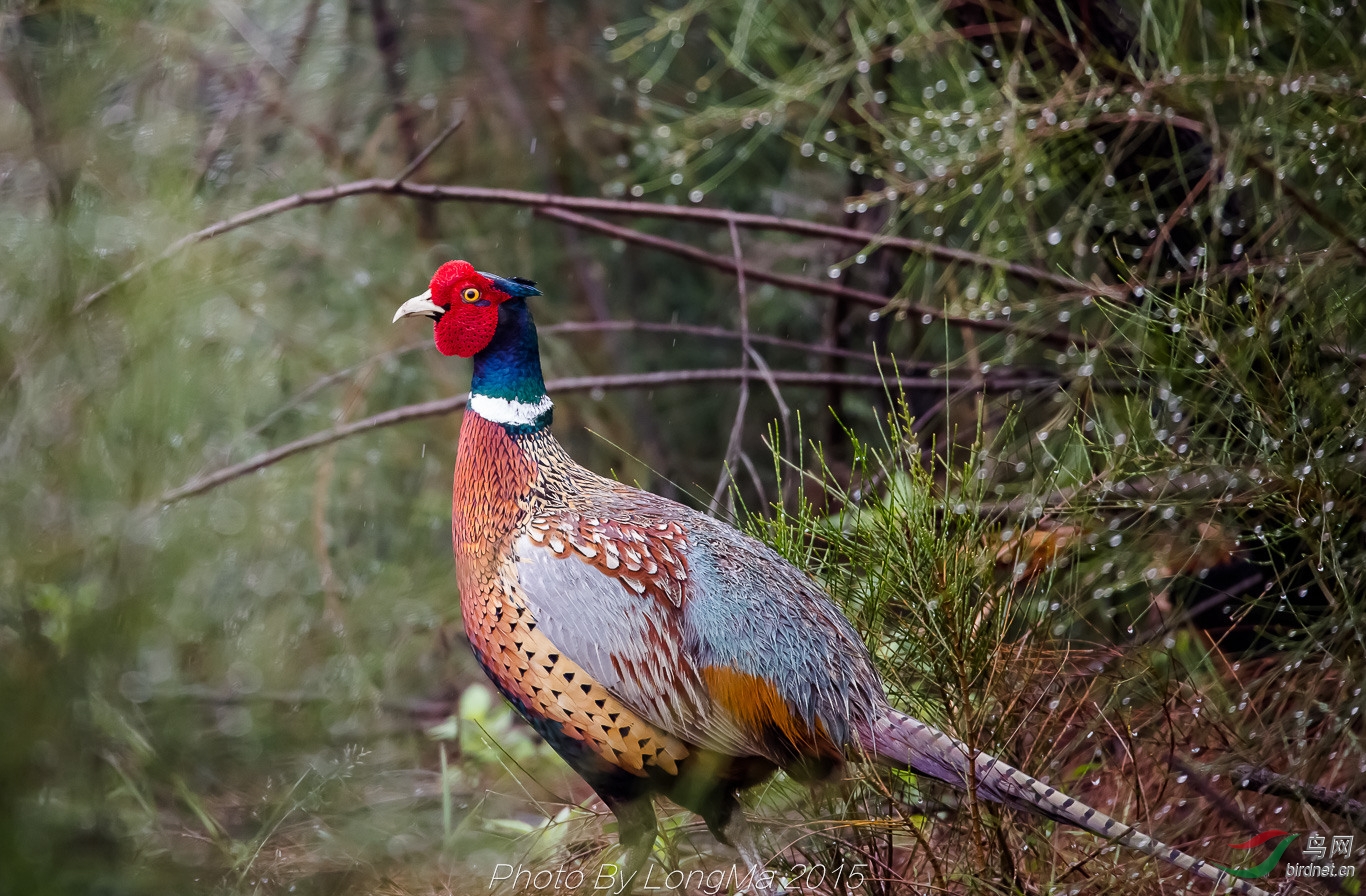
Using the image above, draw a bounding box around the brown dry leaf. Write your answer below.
[995,524,1082,582]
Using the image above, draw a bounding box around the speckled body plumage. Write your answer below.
[453,411,874,816]
[395,261,1270,896]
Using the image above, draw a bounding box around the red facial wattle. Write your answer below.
[426,260,504,358]
[434,304,499,357]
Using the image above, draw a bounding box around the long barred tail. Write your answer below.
[860,710,1271,896]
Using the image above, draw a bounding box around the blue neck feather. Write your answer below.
[470,299,552,433]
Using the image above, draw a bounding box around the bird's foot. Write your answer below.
[734,876,787,896]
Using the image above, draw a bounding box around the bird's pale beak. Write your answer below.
[392,289,445,323]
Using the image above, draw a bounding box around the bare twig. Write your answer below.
[547,319,939,374]
[1167,757,1260,834]
[77,179,1117,312]
[392,103,467,184]
[159,368,1060,505]
[192,71,252,185]
[207,319,950,485]
[76,179,397,311]
[202,0,325,178]
[534,206,1073,346]
[160,392,466,504]
[1223,763,1366,828]
[1247,154,1366,266]
[736,450,768,508]
[210,0,288,76]
[238,338,427,443]
[246,320,933,446]
[284,0,324,75]
[1136,573,1265,646]
[710,220,753,516]
[745,344,794,461]
[1138,166,1216,272]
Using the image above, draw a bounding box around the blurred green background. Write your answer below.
[2,2,1364,894]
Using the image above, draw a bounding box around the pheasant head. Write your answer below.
[392,259,542,357]
[393,260,552,432]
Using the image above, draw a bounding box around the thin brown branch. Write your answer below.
[1247,154,1366,266]
[284,0,325,76]
[1167,757,1259,835]
[211,0,289,75]
[76,179,392,311]
[1136,573,1265,647]
[547,320,939,373]
[159,368,1060,505]
[1223,763,1366,828]
[711,219,753,515]
[744,345,794,466]
[238,338,427,443]
[535,206,1072,347]
[1138,166,1216,272]
[210,319,951,479]
[1082,110,1208,136]
[392,103,467,183]
[161,391,466,504]
[77,179,1117,312]
[973,463,1264,518]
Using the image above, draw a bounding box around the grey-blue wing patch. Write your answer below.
[512,534,770,759]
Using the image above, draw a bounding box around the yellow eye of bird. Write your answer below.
[461,287,481,303]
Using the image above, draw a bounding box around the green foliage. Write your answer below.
[753,412,1012,711]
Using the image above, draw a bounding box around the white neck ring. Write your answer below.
[469,393,553,427]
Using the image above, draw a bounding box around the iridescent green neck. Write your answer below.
[469,300,553,434]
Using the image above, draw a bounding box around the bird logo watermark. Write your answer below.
[1215,830,1357,880]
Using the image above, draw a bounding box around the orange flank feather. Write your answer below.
[703,666,841,761]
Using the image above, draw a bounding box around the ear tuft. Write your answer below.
[482,272,542,299]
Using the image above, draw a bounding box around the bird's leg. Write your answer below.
[701,800,783,896]
[720,810,782,896]
[601,795,658,895]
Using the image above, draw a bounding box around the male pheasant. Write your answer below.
[394,260,1268,896]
